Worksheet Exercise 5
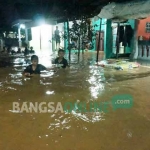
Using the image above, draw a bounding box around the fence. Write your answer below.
[138,41,150,59]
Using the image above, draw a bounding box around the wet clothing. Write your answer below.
[54,57,68,68]
[116,25,133,48]
[24,64,47,74]
[123,25,134,47]
[119,26,125,43]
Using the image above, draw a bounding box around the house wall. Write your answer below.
[137,17,150,40]
[91,18,106,51]
[29,24,52,54]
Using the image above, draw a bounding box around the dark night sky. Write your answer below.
[0,0,135,28]
[0,0,55,27]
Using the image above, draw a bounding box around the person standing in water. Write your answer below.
[54,49,69,69]
[54,26,60,50]
[23,55,47,76]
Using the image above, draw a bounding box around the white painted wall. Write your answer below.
[29,24,52,54]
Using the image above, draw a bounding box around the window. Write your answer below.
[146,22,150,33]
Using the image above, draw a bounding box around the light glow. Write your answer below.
[20,24,25,29]
[29,24,52,53]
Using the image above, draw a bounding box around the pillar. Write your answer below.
[51,26,55,52]
[25,28,29,47]
[130,20,138,60]
[39,27,41,51]
[105,19,112,59]
[0,38,3,50]
[18,27,22,47]
[64,22,68,51]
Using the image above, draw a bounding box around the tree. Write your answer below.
[61,18,97,62]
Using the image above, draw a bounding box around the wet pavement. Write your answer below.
[0,51,150,150]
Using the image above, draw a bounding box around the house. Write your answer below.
[137,17,150,60]
[11,18,57,54]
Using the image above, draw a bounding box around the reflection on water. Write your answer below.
[88,66,105,98]
[46,91,54,95]
[71,111,105,123]
[0,51,150,150]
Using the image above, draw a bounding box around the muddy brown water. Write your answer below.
[0,52,150,150]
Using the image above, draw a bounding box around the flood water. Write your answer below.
[0,51,150,150]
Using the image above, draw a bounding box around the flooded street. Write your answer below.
[0,51,150,150]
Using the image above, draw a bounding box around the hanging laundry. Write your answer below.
[123,25,134,47]
[116,24,134,48]
[119,26,124,43]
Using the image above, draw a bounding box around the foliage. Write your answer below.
[49,18,99,51]
[62,19,98,50]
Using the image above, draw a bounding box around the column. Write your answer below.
[52,26,55,52]
[143,45,147,59]
[138,45,142,59]
[0,38,3,50]
[64,22,68,51]
[25,28,29,46]
[131,20,138,60]
[148,45,150,59]
[105,19,112,59]
[18,27,22,47]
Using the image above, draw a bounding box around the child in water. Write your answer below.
[54,49,69,68]
[23,55,47,76]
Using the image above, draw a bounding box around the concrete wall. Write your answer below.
[91,18,107,51]
[137,17,150,40]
